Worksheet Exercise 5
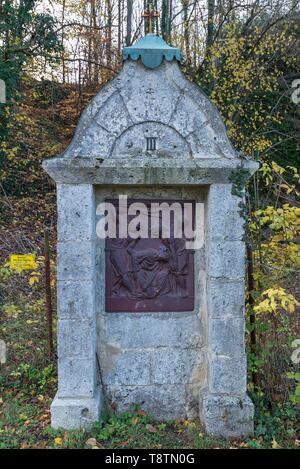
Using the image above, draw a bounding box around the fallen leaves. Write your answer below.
[20,442,30,449]
[146,424,157,433]
[38,411,50,427]
[85,437,97,447]
[54,437,63,446]
[85,437,103,449]
[271,437,280,449]
[239,441,248,448]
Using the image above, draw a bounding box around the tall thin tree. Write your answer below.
[126,0,133,45]
[206,0,215,50]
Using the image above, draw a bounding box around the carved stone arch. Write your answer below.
[110,121,192,158]
[61,61,239,161]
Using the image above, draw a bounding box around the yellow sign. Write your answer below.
[10,254,36,270]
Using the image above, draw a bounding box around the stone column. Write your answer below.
[51,184,102,429]
[199,183,254,437]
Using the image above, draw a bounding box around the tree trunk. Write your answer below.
[168,0,173,39]
[118,0,121,53]
[126,0,133,46]
[161,0,170,41]
[182,0,190,62]
[206,0,215,50]
[61,0,66,83]
[106,0,112,68]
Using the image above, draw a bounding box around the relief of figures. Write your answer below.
[108,237,190,300]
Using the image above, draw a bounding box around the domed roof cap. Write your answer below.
[123,33,181,69]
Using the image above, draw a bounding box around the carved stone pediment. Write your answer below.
[52,60,238,161]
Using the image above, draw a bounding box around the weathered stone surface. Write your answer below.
[74,123,116,158]
[117,63,181,125]
[208,355,247,395]
[97,312,203,349]
[43,156,258,185]
[57,319,95,358]
[207,184,245,242]
[199,392,254,437]
[186,383,204,419]
[208,240,245,279]
[209,318,245,356]
[186,125,225,159]
[105,384,186,420]
[57,280,95,320]
[57,357,96,398]
[102,383,207,421]
[51,389,102,430]
[57,241,95,281]
[169,93,206,137]
[207,279,245,319]
[111,121,191,159]
[44,61,242,163]
[151,348,205,385]
[57,184,95,242]
[100,349,151,386]
[94,91,132,136]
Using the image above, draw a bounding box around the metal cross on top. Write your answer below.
[142,2,160,34]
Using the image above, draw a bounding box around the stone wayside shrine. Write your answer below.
[43,27,259,437]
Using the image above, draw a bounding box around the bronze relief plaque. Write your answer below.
[105,199,195,312]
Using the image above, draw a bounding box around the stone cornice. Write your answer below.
[43,156,259,185]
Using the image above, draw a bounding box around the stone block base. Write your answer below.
[105,384,193,421]
[199,392,254,438]
[51,388,103,430]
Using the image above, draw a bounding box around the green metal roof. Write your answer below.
[123,34,181,69]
